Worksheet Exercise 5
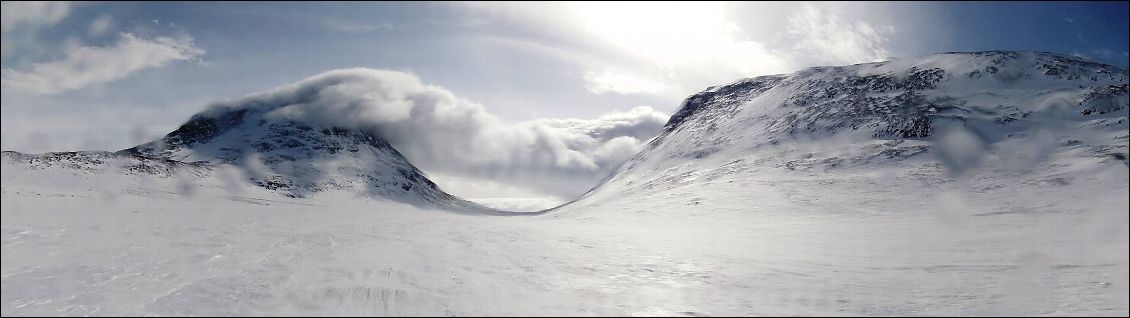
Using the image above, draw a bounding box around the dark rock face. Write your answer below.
[777,67,953,139]
[661,66,960,142]
[1080,84,1130,116]
[660,51,1128,143]
[665,76,786,132]
[169,110,248,149]
[1,151,211,178]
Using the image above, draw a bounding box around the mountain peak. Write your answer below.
[665,51,1127,133]
[570,51,1129,206]
[121,106,483,210]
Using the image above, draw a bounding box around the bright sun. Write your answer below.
[575,1,730,64]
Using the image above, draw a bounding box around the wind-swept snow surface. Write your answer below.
[3,52,1128,316]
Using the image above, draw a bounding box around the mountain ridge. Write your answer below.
[4,51,1125,213]
[554,51,1128,212]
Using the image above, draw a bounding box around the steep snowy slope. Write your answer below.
[562,51,1128,208]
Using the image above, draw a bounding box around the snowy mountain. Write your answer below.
[3,105,486,211]
[123,106,488,210]
[560,51,1128,210]
[526,51,1129,315]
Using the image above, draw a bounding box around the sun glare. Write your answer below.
[575,2,729,66]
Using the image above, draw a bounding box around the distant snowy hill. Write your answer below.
[561,51,1128,209]
[1,150,210,177]
[4,107,488,211]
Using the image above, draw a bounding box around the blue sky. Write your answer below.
[2,1,1127,201]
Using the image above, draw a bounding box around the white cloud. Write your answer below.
[1,33,205,94]
[0,1,71,33]
[457,2,894,102]
[786,3,893,64]
[583,70,668,95]
[89,15,113,36]
[568,2,796,98]
[199,68,669,199]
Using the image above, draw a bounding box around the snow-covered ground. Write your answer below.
[3,52,1128,316]
[550,151,1129,316]
[3,148,1127,316]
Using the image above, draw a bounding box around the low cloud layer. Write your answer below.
[1,33,204,94]
[202,68,669,199]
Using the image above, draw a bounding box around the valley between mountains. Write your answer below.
[3,51,1127,316]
